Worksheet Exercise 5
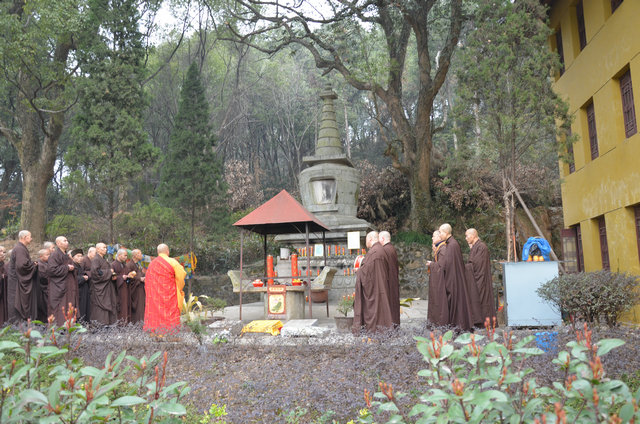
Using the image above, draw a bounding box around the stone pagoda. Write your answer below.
[276,85,372,299]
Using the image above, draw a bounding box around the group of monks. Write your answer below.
[0,231,186,336]
[427,224,497,331]
[352,230,400,333]
[352,225,497,334]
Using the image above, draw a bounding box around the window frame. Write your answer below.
[620,69,637,138]
[576,0,587,51]
[586,102,599,160]
[555,28,565,76]
[598,216,610,271]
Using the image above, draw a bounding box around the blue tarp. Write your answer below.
[522,237,551,261]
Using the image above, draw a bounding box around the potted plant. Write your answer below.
[334,292,355,332]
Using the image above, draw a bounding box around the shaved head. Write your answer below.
[157,244,169,255]
[439,223,452,237]
[465,228,479,246]
[379,231,391,245]
[365,231,379,249]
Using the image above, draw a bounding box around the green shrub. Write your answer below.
[0,307,189,422]
[537,270,640,325]
[358,324,634,423]
[115,201,190,254]
[395,231,432,246]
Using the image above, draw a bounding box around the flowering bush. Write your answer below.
[337,293,356,317]
[358,320,633,423]
[0,305,189,422]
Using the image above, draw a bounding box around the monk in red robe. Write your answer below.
[112,249,132,324]
[427,230,449,326]
[379,231,400,328]
[465,228,497,327]
[48,236,79,325]
[9,230,38,322]
[126,249,146,324]
[0,246,8,324]
[144,244,185,336]
[352,232,393,334]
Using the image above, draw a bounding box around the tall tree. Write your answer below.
[159,61,226,252]
[455,0,573,260]
[66,0,159,243]
[214,0,464,230]
[0,0,90,241]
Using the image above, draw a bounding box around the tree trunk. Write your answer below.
[502,175,512,262]
[408,141,432,231]
[20,164,52,243]
[14,92,60,243]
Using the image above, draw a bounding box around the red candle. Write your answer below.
[291,254,299,278]
[267,254,274,285]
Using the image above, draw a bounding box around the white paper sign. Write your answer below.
[314,243,324,257]
[347,231,361,250]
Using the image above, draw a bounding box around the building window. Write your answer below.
[576,1,587,51]
[635,205,640,265]
[567,129,575,173]
[562,226,584,273]
[598,216,610,271]
[555,28,565,75]
[611,0,623,13]
[620,69,637,138]
[576,225,584,272]
[586,102,599,159]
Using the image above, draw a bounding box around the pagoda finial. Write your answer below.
[315,84,344,157]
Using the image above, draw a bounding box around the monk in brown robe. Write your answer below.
[35,249,51,322]
[90,243,117,325]
[69,248,89,323]
[126,249,146,323]
[427,230,449,326]
[427,224,481,332]
[0,246,8,324]
[112,248,132,324]
[465,228,497,327]
[48,236,79,325]
[78,247,95,323]
[352,231,393,334]
[9,230,38,322]
[379,231,400,328]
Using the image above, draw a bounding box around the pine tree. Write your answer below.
[66,0,158,242]
[159,62,226,254]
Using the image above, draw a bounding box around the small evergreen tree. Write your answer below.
[159,62,226,255]
[66,0,158,242]
[455,0,574,260]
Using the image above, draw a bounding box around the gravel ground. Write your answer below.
[75,321,640,423]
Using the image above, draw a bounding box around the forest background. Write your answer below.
[0,0,571,275]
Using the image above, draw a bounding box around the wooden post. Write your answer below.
[239,229,244,320]
[508,178,565,274]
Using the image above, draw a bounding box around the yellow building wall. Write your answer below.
[550,0,640,324]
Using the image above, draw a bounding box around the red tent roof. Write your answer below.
[233,189,330,235]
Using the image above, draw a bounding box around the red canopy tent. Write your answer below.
[233,189,330,319]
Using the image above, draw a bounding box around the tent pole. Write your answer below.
[263,234,267,278]
[306,223,312,318]
[322,231,327,267]
[239,229,244,321]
